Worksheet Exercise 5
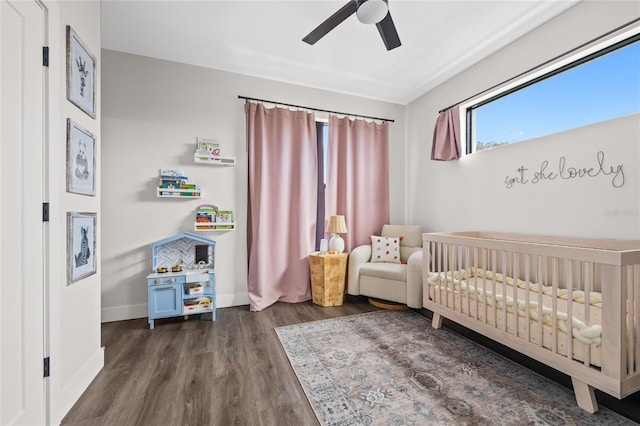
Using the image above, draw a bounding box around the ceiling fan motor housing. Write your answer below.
[356,0,389,25]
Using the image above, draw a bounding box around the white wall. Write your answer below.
[100,50,406,322]
[406,1,640,240]
[46,0,104,424]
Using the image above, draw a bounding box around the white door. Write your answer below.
[0,0,46,424]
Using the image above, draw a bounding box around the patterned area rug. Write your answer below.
[275,310,636,426]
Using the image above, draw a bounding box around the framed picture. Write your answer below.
[66,119,96,196]
[66,25,96,118]
[67,212,97,285]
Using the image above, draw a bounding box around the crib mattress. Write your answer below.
[427,268,603,367]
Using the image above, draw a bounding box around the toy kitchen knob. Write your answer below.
[170,278,176,283]
[155,279,161,284]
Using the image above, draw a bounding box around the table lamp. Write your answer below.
[325,215,348,253]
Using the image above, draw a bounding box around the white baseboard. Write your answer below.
[101,303,147,323]
[217,292,251,308]
[52,346,105,425]
[101,292,250,323]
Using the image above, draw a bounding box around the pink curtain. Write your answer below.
[431,107,461,160]
[325,115,390,252]
[245,103,318,311]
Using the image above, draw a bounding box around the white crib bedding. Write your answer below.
[427,268,603,367]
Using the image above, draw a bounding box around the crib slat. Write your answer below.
[627,265,634,375]
[472,247,479,321]
[631,265,640,373]
[567,259,574,363]
[552,257,559,356]
[455,244,461,312]
[461,244,465,312]
[451,244,462,312]
[442,243,447,307]
[464,246,475,316]
[492,250,497,327]
[437,242,442,305]
[584,261,592,367]
[501,251,508,333]
[513,252,519,337]
[448,244,452,308]
[537,256,544,350]
[433,242,437,303]
[443,243,449,308]
[578,261,587,367]
[525,254,531,343]
[482,248,488,326]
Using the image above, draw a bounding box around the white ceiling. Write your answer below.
[101,0,578,105]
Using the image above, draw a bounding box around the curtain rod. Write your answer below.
[238,95,395,123]
[438,17,640,114]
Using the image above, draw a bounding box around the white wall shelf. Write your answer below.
[194,153,236,166]
[157,188,202,198]
[194,221,235,231]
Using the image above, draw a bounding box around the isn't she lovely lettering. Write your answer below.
[505,151,625,189]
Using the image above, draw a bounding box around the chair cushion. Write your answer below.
[370,235,401,263]
[359,262,407,281]
[381,225,422,248]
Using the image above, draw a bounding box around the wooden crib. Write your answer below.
[422,231,640,413]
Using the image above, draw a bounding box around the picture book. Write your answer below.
[196,137,221,158]
[215,210,234,229]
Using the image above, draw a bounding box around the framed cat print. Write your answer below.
[66,25,96,118]
[66,119,96,196]
[67,212,97,285]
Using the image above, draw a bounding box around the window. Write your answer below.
[464,25,640,153]
[314,121,328,249]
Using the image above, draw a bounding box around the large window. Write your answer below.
[464,26,640,153]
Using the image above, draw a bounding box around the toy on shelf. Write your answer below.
[157,168,201,198]
[194,204,235,231]
[184,296,213,312]
[194,137,236,166]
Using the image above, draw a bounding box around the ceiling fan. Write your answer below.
[302,0,401,51]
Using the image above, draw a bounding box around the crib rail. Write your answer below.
[422,231,640,400]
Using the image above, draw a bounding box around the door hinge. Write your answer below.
[43,357,50,378]
[42,46,49,67]
[42,202,49,222]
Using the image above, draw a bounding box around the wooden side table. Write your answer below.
[309,252,348,307]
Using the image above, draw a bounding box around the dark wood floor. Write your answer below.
[62,297,640,425]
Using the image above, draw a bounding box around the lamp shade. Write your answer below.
[325,215,348,234]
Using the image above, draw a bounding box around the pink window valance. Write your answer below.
[431,107,461,161]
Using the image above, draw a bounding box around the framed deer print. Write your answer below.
[67,212,97,285]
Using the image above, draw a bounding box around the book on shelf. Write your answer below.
[159,168,188,181]
[196,137,221,158]
[194,204,218,229]
[159,180,198,189]
[215,210,234,229]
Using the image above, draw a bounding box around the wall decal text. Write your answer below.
[505,151,624,189]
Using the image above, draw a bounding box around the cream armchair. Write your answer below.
[347,225,424,309]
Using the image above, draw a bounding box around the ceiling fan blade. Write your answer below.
[303,1,358,45]
[376,12,401,51]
